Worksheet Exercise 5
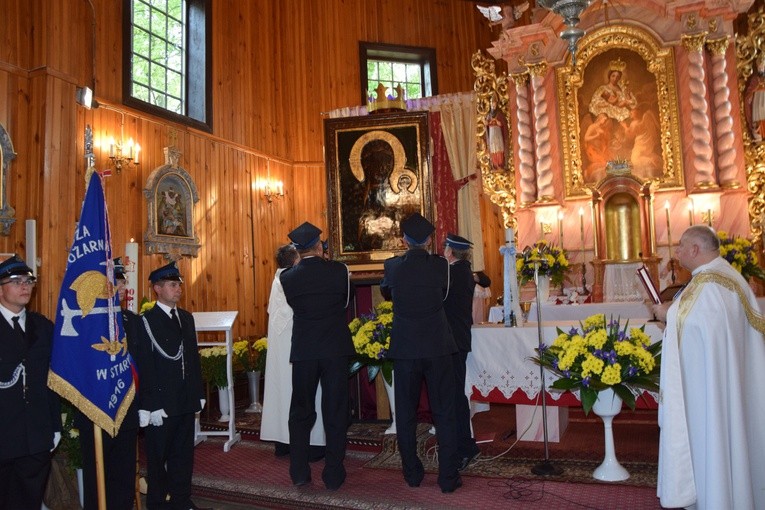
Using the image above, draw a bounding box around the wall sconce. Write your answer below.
[688,191,721,228]
[102,108,140,173]
[255,179,284,203]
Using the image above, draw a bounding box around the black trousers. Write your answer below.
[144,413,195,510]
[0,451,51,510]
[79,419,138,510]
[289,356,349,488]
[393,354,460,490]
[453,351,479,459]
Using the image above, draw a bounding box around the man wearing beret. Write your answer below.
[443,234,491,472]
[134,261,206,510]
[280,222,355,490]
[75,258,140,510]
[0,255,61,510]
[380,214,462,493]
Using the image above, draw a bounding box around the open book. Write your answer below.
[636,265,662,304]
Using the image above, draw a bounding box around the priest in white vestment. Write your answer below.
[652,226,765,510]
[260,245,326,455]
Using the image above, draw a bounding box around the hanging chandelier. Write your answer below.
[537,0,592,66]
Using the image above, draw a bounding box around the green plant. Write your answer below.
[348,301,393,385]
[233,336,267,373]
[516,240,571,286]
[531,313,661,414]
[59,400,82,472]
[199,345,229,389]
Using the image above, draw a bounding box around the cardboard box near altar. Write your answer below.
[516,404,569,442]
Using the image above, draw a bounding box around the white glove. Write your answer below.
[139,410,150,427]
[200,399,206,410]
[149,409,168,427]
[51,432,61,451]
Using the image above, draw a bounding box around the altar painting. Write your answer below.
[557,25,684,198]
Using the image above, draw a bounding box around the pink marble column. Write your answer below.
[513,71,536,206]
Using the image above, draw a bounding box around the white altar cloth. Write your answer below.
[467,322,663,404]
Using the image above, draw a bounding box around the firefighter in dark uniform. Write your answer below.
[442,234,491,472]
[75,257,140,510]
[280,222,354,491]
[380,214,462,494]
[134,262,206,510]
[0,255,61,510]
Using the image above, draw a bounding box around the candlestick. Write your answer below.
[664,201,672,250]
[707,208,712,227]
[687,202,694,226]
[557,211,564,248]
[578,207,585,254]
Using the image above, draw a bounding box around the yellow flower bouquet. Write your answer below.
[348,301,393,384]
[516,240,570,286]
[531,313,661,414]
[199,345,229,389]
[718,231,765,282]
[233,337,268,373]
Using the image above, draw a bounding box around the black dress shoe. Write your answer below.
[293,478,311,487]
[458,451,480,472]
[274,442,290,457]
[441,477,463,494]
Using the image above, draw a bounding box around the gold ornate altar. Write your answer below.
[474,1,765,301]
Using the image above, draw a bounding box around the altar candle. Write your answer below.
[579,207,585,255]
[557,210,564,248]
[505,228,514,243]
[687,202,694,226]
[707,208,712,227]
[665,201,672,251]
[125,239,139,313]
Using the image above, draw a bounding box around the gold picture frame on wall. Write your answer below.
[557,25,684,198]
[472,51,516,229]
[324,111,433,271]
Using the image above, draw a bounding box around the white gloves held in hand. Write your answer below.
[150,409,168,426]
[139,409,168,427]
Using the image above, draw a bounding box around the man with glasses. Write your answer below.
[0,255,61,510]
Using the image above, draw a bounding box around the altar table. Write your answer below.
[467,321,663,441]
[488,301,652,323]
[488,297,765,324]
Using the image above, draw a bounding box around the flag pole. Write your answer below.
[94,425,107,510]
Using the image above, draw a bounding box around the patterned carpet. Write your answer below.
[365,422,659,488]
[190,404,664,509]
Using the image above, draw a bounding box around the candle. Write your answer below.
[687,202,694,226]
[707,208,712,227]
[665,201,672,253]
[579,207,585,254]
[134,143,141,165]
[557,210,564,248]
[504,228,514,243]
[124,240,139,313]
[109,137,115,158]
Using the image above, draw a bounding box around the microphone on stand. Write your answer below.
[530,255,563,476]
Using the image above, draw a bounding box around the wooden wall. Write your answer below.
[0,0,504,335]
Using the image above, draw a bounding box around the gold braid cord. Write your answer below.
[677,271,765,348]
[472,51,517,230]
[736,8,765,246]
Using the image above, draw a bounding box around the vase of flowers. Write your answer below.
[348,301,394,429]
[531,314,661,481]
[516,240,570,301]
[234,337,268,413]
[717,231,765,293]
[199,345,230,421]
